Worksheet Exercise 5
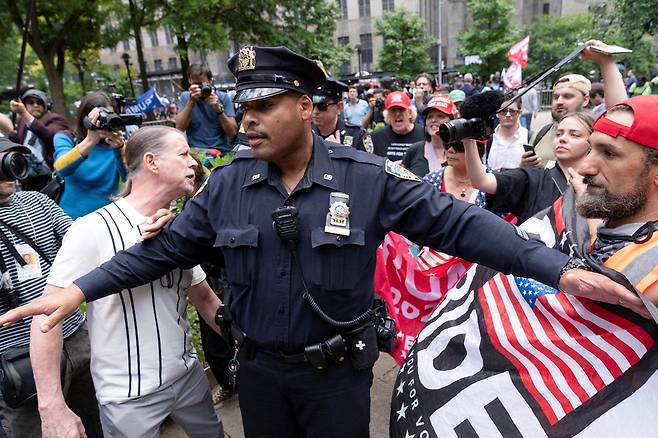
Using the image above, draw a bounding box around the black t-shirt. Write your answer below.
[485,166,567,224]
[370,125,425,161]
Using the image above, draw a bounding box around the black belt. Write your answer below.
[245,334,347,370]
[250,343,309,364]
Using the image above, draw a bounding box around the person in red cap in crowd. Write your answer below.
[401,95,457,178]
[486,98,528,170]
[369,91,425,160]
[576,95,658,305]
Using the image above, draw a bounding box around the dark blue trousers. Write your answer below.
[238,352,373,437]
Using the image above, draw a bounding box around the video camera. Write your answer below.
[438,91,504,142]
[374,97,385,109]
[84,107,144,132]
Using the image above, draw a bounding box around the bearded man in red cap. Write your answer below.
[577,94,658,303]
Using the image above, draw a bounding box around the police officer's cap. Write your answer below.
[312,78,348,105]
[228,46,327,103]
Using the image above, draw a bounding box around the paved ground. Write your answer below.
[162,353,399,438]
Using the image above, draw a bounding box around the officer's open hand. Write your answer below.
[137,208,173,242]
[558,268,651,319]
[0,284,85,333]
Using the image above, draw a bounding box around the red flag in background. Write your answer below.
[508,34,530,67]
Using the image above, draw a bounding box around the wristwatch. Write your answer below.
[558,257,590,284]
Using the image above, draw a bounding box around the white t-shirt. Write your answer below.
[47,198,205,404]
[487,124,529,170]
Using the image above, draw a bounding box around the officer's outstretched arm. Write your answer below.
[71,176,220,303]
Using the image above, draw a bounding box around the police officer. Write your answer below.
[311,78,373,152]
[1,46,648,438]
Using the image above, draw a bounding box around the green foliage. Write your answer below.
[609,0,658,41]
[186,304,205,364]
[458,0,516,78]
[524,12,657,79]
[375,10,434,81]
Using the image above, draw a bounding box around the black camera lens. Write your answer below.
[0,152,28,180]
[200,82,214,99]
[438,118,484,143]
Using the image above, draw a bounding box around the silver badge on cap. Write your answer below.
[325,192,350,236]
[238,46,256,71]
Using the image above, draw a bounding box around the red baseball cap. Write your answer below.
[593,95,658,150]
[422,95,457,117]
[385,91,411,110]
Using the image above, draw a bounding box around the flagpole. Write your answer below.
[437,0,442,88]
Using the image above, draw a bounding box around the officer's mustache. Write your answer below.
[245,128,269,139]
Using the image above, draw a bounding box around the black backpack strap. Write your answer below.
[0,219,53,266]
[532,123,553,147]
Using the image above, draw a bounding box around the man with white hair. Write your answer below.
[370,91,424,160]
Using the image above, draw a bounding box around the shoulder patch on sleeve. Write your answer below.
[384,159,421,181]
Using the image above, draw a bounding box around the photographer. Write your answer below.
[0,137,102,437]
[176,63,237,155]
[4,90,70,191]
[53,92,127,219]
[361,88,386,130]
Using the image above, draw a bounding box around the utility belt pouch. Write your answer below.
[0,345,67,409]
[305,343,328,370]
[345,324,379,371]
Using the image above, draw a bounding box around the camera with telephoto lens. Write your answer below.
[438,116,495,143]
[0,152,28,181]
[199,82,215,99]
[85,107,144,132]
[438,90,504,142]
[374,97,385,109]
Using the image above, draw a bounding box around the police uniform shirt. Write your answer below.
[76,135,570,353]
[311,118,369,151]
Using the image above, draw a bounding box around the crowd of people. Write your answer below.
[0,37,655,438]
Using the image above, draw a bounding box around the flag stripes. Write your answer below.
[479,273,653,425]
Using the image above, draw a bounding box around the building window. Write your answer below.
[168,57,178,70]
[338,0,348,19]
[165,26,175,45]
[359,33,373,71]
[542,2,550,14]
[358,0,370,17]
[337,36,350,75]
[382,0,394,11]
[150,31,159,47]
[122,39,130,51]
[154,59,163,71]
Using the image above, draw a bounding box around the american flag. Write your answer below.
[479,273,654,425]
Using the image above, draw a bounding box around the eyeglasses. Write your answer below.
[497,108,521,117]
[445,141,465,152]
[313,102,338,112]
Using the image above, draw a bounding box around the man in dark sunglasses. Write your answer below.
[487,99,528,170]
[311,78,372,152]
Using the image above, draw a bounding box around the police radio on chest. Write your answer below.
[272,205,299,246]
